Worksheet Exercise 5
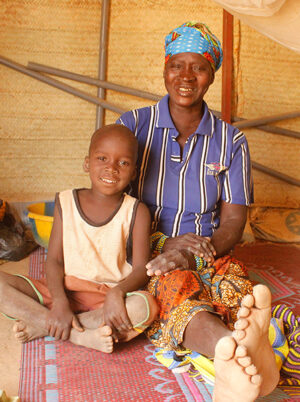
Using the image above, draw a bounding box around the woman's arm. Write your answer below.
[210,201,247,257]
[146,202,247,276]
[102,201,151,334]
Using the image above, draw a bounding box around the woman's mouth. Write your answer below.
[177,87,195,96]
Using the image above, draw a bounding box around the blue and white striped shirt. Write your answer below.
[117,95,253,238]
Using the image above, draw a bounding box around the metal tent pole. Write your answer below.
[0,56,126,115]
[27,62,161,102]
[95,0,110,129]
[27,63,300,137]
[252,162,300,187]
[233,111,300,129]
[1,55,299,187]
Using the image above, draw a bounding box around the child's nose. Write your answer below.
[106,160,118,172]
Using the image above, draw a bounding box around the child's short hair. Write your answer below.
[89,124,137,161]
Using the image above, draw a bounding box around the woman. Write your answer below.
[117,22,280,401]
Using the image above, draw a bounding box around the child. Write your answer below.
[0,124,158,353]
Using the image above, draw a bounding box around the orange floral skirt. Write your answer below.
[145,255,253,350]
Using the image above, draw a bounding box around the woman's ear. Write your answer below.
[83,156,89,172]
[210,70,215,85]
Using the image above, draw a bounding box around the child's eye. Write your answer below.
[98,156,106,161]
[119,160,129,167]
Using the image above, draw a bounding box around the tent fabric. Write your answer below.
[213,0,300,52]
[212,0,286,16]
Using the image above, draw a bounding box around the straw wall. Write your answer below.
[0,0,299,207]
[232,20,300,208]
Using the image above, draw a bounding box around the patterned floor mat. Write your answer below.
[19,245,300,401]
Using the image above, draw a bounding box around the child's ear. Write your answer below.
[131,167,137,181]
[83,156,89,172]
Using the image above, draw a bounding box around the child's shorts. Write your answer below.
[17,274,111,313]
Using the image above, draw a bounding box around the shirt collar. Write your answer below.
[156,95,214,137]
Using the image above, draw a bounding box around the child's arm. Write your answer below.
[45,199,83,340]
[103,201,151,337]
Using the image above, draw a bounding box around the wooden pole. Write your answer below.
[221,10,234,123]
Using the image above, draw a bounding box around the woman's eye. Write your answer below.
[169,62,182,70]
[193,65,208,73]
[193,65,203,72]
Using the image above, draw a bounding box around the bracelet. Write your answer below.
[194,255,205,272]
[150,231,163,247]
[150,231,168,254]
[156,234,168,253]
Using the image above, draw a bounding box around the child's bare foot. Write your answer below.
[70,325,113,353]
[13,320,47,343]
[213,336,261,402]
[13,319,114,353]
[233,284,280,396]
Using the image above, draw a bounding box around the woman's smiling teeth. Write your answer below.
[178,87,194,95]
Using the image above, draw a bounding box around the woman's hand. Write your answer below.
[146,249,191,276]
[163,233,216,264]
[46,300,83,341]
[103,287,132,341]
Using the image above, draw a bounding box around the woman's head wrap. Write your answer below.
[164,22,223,71]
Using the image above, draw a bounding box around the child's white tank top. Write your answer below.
[59,189,138,287]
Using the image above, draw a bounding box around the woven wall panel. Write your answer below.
[106,0,223,117]
[0,0,299,207]
[0,0,100,201]
[253,171,300,209]
[237,24,300,118]
[234,22,300,206]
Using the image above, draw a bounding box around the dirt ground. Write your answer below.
[0,257,29,398]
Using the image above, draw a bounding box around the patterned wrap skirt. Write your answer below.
[145,255,253,351]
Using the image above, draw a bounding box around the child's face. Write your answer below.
[85,130,137,197]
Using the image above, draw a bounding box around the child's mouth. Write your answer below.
[100,177,117,184]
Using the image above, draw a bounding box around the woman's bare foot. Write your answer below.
[213,336,261,402]
[13,320,47,343]
[70,325,114,353]
[233,284,280,396]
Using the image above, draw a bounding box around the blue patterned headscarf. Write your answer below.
[164,22,223,71]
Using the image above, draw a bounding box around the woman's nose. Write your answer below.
[180,66,195,81]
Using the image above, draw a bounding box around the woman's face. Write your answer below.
[164,52,214,109]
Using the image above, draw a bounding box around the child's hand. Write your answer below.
[47,300,83,340]
[103,287,132,341]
